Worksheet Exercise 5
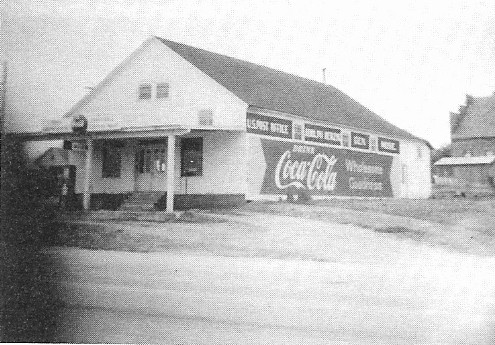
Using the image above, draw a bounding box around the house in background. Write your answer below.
[434,93,495,194]
[13,36,432,211]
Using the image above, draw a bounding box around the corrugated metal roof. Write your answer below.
[434,155,495,166]
[156,37,426,143]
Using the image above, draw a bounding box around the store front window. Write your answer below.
[102,141,123,178]
[181,137,203,177]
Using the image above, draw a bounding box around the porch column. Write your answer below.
[83,138,93,210]
[166,134,176,212]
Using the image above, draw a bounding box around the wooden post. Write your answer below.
[83,138,93,210]
[166,134,176,213]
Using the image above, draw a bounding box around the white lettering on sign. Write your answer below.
[345,160,383,175]
[353,136,366,146]
[246,119,270,131]
[270,123,289,135]
[274,150,337,191]
[324,131,341,142]
[380,141,396,150]
[304,127,341,143]
[349,177,383,190]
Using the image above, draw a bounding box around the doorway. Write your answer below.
[135,142,167,191]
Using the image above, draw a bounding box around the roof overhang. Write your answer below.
[434,156,495,166]
[8,125,191,142]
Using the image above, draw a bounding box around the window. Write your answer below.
[102,141,123,178]
[293,124,302,140]
[198,109,213,126]
[138,83,152,99]
[156,83,169,98]
[181,138,203,177]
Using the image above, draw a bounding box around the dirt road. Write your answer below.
[49,213,495,344]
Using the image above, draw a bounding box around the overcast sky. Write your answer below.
[2,0,494,148]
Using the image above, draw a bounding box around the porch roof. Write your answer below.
[9,125,194,142]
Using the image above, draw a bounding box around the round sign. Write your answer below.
[72,115,88,134]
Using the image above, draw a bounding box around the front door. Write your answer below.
[135,143,167,191]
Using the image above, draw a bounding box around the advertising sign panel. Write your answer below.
[246,113,292,139]
[304,124,341,145]
[351,132,370,149]
[378,137,400,154]
[260,139,393,197]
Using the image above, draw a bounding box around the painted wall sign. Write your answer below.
[378,137,400,154]
[246,113,292,139]
[351,132,370,149]
[260,139,393,197]
[304,124,341,145]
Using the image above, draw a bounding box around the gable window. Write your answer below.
[156,83,169,98]
[102,141,123,178]
[181,138,203,177]
[138,83,152,99]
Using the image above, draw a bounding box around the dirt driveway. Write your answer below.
[50,211,495,344]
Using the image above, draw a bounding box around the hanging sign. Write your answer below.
[260,139,393,197]
[378,137,400,154]
[246,113,292,139]
[304,124,341,145]
[351,132,370,149]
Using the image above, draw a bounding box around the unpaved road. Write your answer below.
[49,213,495,344]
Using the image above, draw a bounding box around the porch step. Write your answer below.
[120,192,165,211]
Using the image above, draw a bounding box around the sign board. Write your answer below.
[87,115,121,132]
[260,139,393,197]
[304,124,341,145]
[246,113,292,139]
[378,137,400,154]
[42,118,72,134]
[351,132,370,149]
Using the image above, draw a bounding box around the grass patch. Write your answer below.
[374,226,426,239]
[50,222,180,253]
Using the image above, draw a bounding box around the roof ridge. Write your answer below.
[155,36,343,92]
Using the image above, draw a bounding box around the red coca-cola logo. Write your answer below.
[274,150,338,191]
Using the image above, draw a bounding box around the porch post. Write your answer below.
[166,134,176,212]
[83,138,93,210]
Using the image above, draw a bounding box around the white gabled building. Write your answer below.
[14,36,432,211]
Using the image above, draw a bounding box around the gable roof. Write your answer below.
[156,37,425,143]
[452,93,495,140]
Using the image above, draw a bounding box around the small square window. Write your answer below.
[138,84,152,99]
[156,83,169,98]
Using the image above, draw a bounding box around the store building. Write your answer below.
[15,36,432,211]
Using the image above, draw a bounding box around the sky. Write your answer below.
[1,0,495,148]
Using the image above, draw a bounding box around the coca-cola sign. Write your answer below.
[260,139,393,197]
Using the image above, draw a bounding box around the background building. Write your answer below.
[434,93,495,194]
